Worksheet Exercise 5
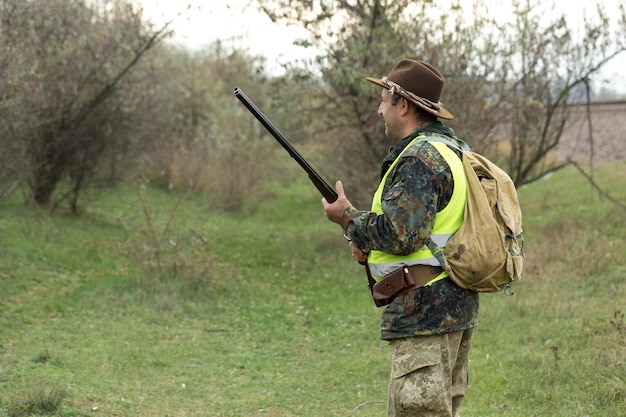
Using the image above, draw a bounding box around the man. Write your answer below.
[322,59,479,417]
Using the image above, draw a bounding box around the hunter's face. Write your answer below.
[378,88,402,140]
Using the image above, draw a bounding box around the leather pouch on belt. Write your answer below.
[372,267,416,307]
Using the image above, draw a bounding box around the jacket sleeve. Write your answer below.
[344,153,443,256]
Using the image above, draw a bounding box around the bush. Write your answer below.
[6,385,67,417]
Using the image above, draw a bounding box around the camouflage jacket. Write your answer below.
[343,121,479,340]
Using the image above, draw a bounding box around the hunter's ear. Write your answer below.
[400,97,412,114]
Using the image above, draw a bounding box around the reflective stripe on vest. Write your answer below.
[367,137,467,280]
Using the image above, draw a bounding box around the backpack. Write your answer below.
[424,137,525,295]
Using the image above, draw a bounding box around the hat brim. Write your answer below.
[366,77,454,120]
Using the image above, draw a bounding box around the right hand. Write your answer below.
[322,181,352,225]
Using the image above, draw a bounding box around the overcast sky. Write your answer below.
[137,1,311,68]
[135,0,625,93]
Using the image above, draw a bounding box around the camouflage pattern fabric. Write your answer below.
[380,277,478,340]
[343,121,479,339]
[387,328,473,417]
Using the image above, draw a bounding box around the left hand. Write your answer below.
[349,241,369,264]
[322,181,352,225]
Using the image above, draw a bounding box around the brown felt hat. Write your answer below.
[366,59,454,120]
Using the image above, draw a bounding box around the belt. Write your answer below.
[407,264,444,289]
[366,263,445,308]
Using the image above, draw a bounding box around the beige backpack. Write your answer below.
[425,137,525,295]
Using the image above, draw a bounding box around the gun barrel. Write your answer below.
[234,87,338,203]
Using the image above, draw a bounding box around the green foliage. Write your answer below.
[0,1,284,214]
[254,0,626,196]
[0,158,624,416]
[1,0,624,217]
[0,0,170,211]
[131,42,282,211]
[119,183,219,297]
[5,385,67,417]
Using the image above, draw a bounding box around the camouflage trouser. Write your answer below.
[387,328,474,417]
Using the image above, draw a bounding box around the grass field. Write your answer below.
[0,161,625,417]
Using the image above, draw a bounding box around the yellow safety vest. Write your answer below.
[367,136,467,283]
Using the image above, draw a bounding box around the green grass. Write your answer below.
[1,162,625,417]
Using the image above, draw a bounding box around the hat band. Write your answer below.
[382,77,442,111]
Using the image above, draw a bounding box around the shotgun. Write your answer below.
[234,87,338,203]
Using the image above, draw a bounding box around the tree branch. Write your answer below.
[570,160,626,210]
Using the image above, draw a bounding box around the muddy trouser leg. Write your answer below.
[387,328,474,417]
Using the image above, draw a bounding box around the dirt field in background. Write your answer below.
[557,101,626,164]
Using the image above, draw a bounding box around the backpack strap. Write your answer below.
[416,133,471,270]
[426,237,448,270]
[416,133,472,153]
